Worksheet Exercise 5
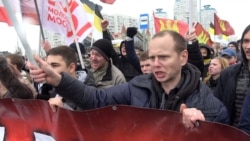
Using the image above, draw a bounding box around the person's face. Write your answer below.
[208,59,222,76]
[90,49,108,70]
[200,48,208,57]
[228,44,237,51]
[47,55,75,75]
[222,55,237,65]
[242,31,250,61]
[148,34,187,83]
[121,46,126,56]
[140,59,152,74]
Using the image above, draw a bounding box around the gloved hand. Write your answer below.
[126,27,137,38]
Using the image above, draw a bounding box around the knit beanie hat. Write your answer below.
[92,39,113,61]
[69,42,85,54]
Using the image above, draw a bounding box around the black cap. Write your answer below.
[92,39,113,60]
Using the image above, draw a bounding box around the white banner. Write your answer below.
[42,0,93,44]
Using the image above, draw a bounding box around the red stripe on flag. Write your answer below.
[100,0,116,4]
[0,6,12,26]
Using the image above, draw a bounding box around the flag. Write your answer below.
[0,0,12,26]
[100,0,116,4]
[209,22,214,35]
[210,22,229,41]
[39,0,93,44]
[81,0,103,40]
[195,22,213,47]
[214,13,235,36]
[20,0,40,25]
[153,14,188,37]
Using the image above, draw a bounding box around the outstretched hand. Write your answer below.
[27,55,62,87]
[180,104,205,128]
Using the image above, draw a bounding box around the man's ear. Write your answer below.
[180,50,188,66]
[68,63,76,73]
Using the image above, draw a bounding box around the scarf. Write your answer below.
[150,63,201,111]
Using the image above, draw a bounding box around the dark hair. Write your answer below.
[0,56,33,99]
[47,46,77,67]
[240,24,250,63]
[152,30,187,54]
[69,42,85,54]
[228,41,239,51]
[5,54,25,72]
[139,50,149,61]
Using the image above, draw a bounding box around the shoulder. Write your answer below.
[111,65,124,75]
[220,63,242,79]
[129,74,152,86]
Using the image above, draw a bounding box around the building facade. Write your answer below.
[102,14,138,36]
[174,0,198,23]
[200,5,216,31]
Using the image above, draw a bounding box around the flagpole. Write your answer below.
[213,12,216,42]
[34,0,45,40]
[64,0,85,69]
[188,0,193,44]
[90,33,94,46]
[2,0,38,67]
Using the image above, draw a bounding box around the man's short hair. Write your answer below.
[139,50,149,61]
[152,30,187,54]
[47,46,77,67]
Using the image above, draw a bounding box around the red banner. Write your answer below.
[154,16,188,37]
[214,13,235,36]
[195,22,213,46]
[0,99,249,141]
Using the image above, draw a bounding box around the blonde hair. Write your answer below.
[203,57,229,84]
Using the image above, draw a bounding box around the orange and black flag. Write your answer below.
[214,13,235,36]
[195,22,213,47]
[209,22,215,35]
[153,13,188,37]
[81,0,103,40]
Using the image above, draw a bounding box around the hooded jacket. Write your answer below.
[112,41,141,81]
[55,63,229,123]
[214,31,250,131]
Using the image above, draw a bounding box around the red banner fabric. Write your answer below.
[0,99,249,141]
[0,4,12,26]
[100,0,116,4]
[195,22,213,47]
[154,16,188,37]
[214,13,235,36]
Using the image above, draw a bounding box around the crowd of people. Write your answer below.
[0,20,250,135]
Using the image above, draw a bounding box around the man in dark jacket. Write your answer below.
[214,24,250,134]
[29,30,229,128]
[102,21,142,81]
